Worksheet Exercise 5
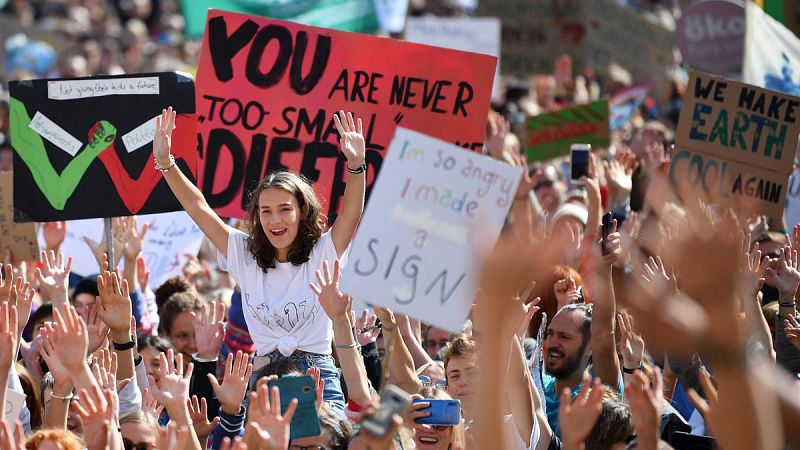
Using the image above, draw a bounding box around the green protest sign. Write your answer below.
[525,100,610,162]
[179,0,379,39]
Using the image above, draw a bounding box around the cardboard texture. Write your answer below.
[0,172,39,262]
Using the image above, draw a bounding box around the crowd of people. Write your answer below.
[1,1,799,450]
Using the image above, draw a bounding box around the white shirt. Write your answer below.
[505,414,540,450]
[218,230,343,356]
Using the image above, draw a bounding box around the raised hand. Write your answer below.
[617,312,644,371]
[604,156,637,202]
[4,279,32,339]
[42,221,67,252]
[625,369,663,448]
[50,305,90,372]
[148,349,193,421]
[209,350,253,415]
[220,436,248,450]
[39,322,72,388]
[306,366,324,412]
[559,376,603,449]
[158,421,190,450]
[83,218,125,269]
[153,107,177,167]
[740,240,768,301]
[91,349,121,392]
[600,219,623,267]
[80,305,111,356]
[784,314,800,350]
[188,395,221,442]
[686,369,720,436]
[120,216,149,262]
[73,385,120,450]
[245,384,297,450]
[35,250,72,306]
[0,303,19,378]
[136,255,150,293]
[641,255,677,295]
[309,259,351,321]
[191,301,226,360]
[96,270,132,340]
[355,309,380,346]
[554,277,581,308]
[142,388,164,418]
[0,421,24,450]
[764,246,800,301]
[333,110,365,168]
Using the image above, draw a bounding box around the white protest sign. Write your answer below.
[121,115,159,153]
[28,111,83,156]
[47,76,159,100]
[139,211,204,290]
[786,168,800,229]
[40,211,204,287]
[405,17,501,101]
[4,389,26,425]
[340,128,521,331]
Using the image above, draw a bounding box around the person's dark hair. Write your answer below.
[245,171,324,271]
[584,399,635,450]
[318,403,352,450]
[30,303,54,331]
[137,335,173,354]
[158,292,203,335]
[557,303,592,342]
[253,359,303,381]
[441,334,478,372]
[154,276,193,312]
[71,276,99,301]
[16,363,43,430]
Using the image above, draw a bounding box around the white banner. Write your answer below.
[405,16,501,101]
[340,128,520,331]
[743,1,800,96]
[41,211,204,289]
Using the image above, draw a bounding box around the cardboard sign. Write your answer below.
[525,100,610,161]
[195,10,497,220]
[676,71,800,175]
[179,0,380,39]
[340,128,521,332]
[404,17,502,101]
[9,72,197,222]
[139,211,205,290]
[669,148,787,219]
[0,172,39,262]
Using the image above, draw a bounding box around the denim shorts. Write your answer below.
[251,350,346,419]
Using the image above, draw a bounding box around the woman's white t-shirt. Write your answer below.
[218,229,344,356]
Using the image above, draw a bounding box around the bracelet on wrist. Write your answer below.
[622,364,643,374]
[335,342,359,349]
[347,162,367,174]
[112,339,136,351]
[154,154,176,173]
[49,392,73,401]
[779,301,797,308]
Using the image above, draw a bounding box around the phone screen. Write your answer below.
[571,148,590,181]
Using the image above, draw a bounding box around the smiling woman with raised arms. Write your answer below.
[151,107,367,417]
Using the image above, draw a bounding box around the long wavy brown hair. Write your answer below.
[246,171,324,271]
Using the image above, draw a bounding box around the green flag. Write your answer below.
[179,0,379,39]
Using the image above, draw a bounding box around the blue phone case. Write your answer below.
[268,375,321,439]
[413,399,461,425]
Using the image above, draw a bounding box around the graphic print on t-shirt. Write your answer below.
[244,293,320,332]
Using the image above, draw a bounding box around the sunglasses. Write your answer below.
[123,438,151,450]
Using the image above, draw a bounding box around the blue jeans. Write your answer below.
[251,351,346,419]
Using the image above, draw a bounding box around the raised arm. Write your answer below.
[589,221,622,389]
[154,107,231,256]
[330,111,366,257]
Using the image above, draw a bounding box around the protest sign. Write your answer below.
[179,0,380,39]
[743,1,800,96]
[675,0,745,75]
[609,83,651,131]
[9,72,197,222]
[669,148,787,219]
[675,71,800,175]
[340,128,521,331]
[139,211,205,290]
[785,167,800,228]
[195,10,497,220]
[404,17,502,101]
[3,389,26,426]
[525,100,609,162]
[0,172,38,263]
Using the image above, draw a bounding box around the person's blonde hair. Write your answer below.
[25,428,84,450]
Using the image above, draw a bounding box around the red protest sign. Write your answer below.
[195,9,497,219]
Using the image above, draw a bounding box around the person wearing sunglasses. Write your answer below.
[120,411,159,450]
[407,387,465,450]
